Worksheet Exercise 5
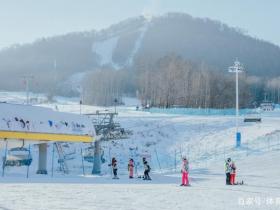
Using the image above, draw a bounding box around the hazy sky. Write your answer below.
[0,0,279,49]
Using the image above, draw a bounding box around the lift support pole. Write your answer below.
[36,143,48,174]
[92,138,102,174]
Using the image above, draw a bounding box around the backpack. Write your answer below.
[147,164,151,172]
[144,162,151,172]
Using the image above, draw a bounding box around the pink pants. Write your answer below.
[129,168,133,177]
[182,172,189,185]
[230,174,235,185]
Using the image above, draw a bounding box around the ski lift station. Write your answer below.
[0,102,96,174]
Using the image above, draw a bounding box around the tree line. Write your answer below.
[83,55,279,108]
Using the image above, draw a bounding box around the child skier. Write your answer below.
[143,158,151,180]
[181,157,190,186]
[230,160,236,185]
[225,158,231,185]
[128,159,134,178]
[110,157,119,179]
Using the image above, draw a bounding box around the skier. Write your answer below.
[181,157,190,186]
[230,160,236,185]
[128,159,134,178]
[143,158,151,180]
[110,157,119,179]
[225,158,231,185]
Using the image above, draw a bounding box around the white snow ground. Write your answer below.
[0,92,280,210]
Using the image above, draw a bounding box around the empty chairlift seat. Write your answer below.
[4,147,32,166]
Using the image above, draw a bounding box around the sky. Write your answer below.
[0,0,279,49]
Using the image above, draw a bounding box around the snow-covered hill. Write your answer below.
[1,13,280,93]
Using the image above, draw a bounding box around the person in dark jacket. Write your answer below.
[143,158,151,180]
[225,158,231,185]
[109,157,119,179]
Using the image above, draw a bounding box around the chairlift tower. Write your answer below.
[86,111,118,175]
[85,110,132,174]
[228,59,244,147]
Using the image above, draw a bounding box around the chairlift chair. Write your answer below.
[4,147,32,167]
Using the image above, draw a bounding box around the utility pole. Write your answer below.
[228,59,244,148]
[22,76,34,105]
[77,85,83,115]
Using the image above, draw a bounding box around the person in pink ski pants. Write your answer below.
[181,157,189,186]
[230,161,236,185]
[128,159,134,178]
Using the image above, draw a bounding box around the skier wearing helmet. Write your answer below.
[225,158,231,185]
[181,157,190,186]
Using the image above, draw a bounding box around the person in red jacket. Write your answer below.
[128,159,134,178]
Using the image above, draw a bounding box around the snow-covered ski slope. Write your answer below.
[0,92,280,210]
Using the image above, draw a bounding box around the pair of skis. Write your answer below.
[234,180,244,185]
[138,175,152,180]
[180,184,191,187]
[226,180,245,185]
[179,181,245,187]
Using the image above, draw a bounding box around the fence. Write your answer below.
[151,130,280,173]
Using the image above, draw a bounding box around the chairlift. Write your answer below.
[4,147,32,167]
[61,143,76,160]
[82,146,105,163]
[83,146,94,163]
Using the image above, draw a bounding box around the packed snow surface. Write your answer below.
[0,92,280,210]
[0,151,280,210]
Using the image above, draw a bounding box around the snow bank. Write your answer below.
[0,103,95,136]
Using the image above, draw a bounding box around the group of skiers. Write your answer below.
[109,157,151,180]
[179,157,238,186]
[109,156,238,186]
[225,157,237,185]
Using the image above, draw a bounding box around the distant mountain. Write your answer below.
[0,13,279,94]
